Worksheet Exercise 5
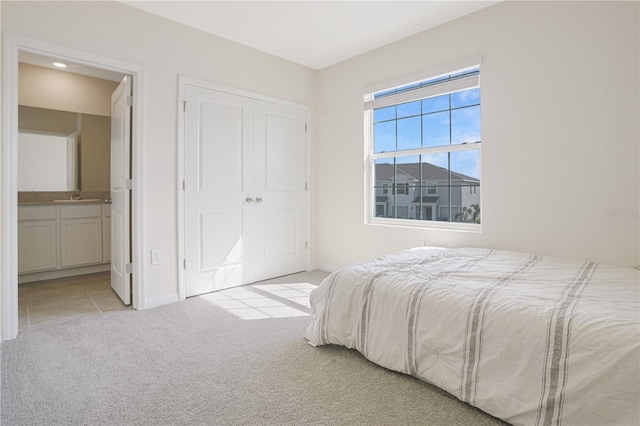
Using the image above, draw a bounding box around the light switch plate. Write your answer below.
[151,249,163,265]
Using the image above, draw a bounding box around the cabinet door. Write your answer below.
[102,205,111,263]
[60,218,103,267]
[18,220,57,273]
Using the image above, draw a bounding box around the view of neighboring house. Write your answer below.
[375,161,480,223]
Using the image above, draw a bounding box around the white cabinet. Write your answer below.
[102,204,111,263]
[18,206,58,273]
[60,205,103,267]
[18,203,110,278]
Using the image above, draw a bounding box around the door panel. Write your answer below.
[110,76,131,304]
[253,101,306,281]
[17,220,57,273]
[199,210,243,271]
[199,102,244,192]
[60,218,103,267]
[265,208,298,259]
[185,86,254,297]
[264,114,298,191]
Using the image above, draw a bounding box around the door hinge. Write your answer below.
[125,179,133,190]
[183,101,187,112]
[305,182,308,191]
[182,180,185,191]
[305,241,308,250]
[126,96,133,106]
[183,259,186,269]
[305,122,308,132]
[125,263,133,274]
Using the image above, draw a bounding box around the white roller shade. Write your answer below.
[364,72,479,111]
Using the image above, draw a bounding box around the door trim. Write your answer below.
[1,33,147,341]
[176,76,311,300]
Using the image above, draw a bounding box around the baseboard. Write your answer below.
[143,293,180,310]
[313,263,340,273]
[18,263,111,284]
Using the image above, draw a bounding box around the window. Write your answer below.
[393,182,409,195]
[365,64,482,227]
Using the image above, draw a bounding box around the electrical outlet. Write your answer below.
[151,249,163,265]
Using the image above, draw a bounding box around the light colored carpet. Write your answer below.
[2,271,506,425]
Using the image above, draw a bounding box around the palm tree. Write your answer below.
[455,204,480,223]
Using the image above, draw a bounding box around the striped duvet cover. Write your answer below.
[305,247,639,426]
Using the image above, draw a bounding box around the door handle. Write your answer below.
[256,197,263,203]
[246,197,254,203]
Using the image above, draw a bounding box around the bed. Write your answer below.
[305,247,639,426]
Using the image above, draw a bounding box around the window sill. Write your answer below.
[366,217,482,233]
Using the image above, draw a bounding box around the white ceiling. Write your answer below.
[122,1,500,70]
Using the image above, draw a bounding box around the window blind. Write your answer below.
[363,72,479,111]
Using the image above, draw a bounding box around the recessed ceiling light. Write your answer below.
[53,62,67,68]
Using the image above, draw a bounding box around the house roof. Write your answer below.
[375,162,479,182]
[413,196,440,203]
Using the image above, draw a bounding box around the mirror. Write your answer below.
[18,131,77,191]
[18,105,111,191]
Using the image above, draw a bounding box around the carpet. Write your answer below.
[2,271,506,425]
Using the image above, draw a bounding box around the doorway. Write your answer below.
[1,33,146,341]
[16,57,127,330]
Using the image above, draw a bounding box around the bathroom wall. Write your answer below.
[18,62,115,192]
[18,62,118,116]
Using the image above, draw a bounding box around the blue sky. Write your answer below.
[374,88,481,179]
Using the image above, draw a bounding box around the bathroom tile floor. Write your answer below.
[18,272,131,331]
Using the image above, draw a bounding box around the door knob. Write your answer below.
[246,197,254,203]
[256,197,263,203]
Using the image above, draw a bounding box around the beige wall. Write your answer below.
[18,105,77,134]
[18,63,117,117]
[315,1,639,269]
[79,114,110,191]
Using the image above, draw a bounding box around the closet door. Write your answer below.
[184,85,307,297]
[253,100,307,281]
[184,86,254,297]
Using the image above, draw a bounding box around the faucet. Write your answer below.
[71,189,81,200]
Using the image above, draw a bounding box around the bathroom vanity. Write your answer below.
[18,200,111,283]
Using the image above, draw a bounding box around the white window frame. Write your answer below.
[363,59,483,231]
[426,182,438,196]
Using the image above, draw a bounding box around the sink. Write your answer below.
[53,199,103,204]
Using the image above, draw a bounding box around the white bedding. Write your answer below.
[305,247,640,426]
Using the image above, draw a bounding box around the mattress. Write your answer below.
[305,247,640,425]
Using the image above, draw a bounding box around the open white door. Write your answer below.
[110,76,131,304]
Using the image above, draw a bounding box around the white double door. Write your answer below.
[184,85,307,297]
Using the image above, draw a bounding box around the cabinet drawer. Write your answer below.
[18,205,56,221]
[60,204,102,219]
